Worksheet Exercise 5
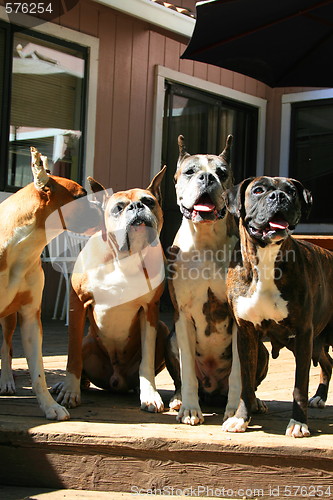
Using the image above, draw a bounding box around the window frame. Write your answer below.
[0,6,99,193]
[280,88,333,234]
[163,80,259,181]
[151,65,267,179]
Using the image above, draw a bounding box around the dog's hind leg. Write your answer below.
[253,338,269,414]
[309,345,332,408]
[0,313,17,395]
[81,332,114,390]
[165,328,182,410]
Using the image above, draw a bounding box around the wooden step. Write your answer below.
[0,321,332,498]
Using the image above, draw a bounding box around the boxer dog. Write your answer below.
[222,176,333,437]
[0,147,101,420]
[52,167,168,412]
[166,136,269,425]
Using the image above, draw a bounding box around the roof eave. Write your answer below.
[93,0,195,38]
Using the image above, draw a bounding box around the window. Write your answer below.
[280,89,333,233]
[289,99,333,224]
[0,23,87,191]
[161,81,258,248]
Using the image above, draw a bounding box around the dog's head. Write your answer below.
[174,135,233,223]
[224,176,312,246]
[88,166,166,253]
[30,147,102,235]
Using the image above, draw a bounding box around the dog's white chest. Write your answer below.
[85,243,164,348]
[174,254,231,349]
[174,255,227,305]
[235,245,289,327]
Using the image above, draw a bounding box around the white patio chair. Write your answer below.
[41,232,89,325]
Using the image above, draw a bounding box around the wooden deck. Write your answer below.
[0,318,332,499]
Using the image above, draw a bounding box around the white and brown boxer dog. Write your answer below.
[0,147,100,420]
[222,176,333,437]
[166,136,269,425]
[53,167,168,412]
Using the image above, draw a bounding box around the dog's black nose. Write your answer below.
[198,172,215,186]
[268,190,287,204]
[128,201,145,211]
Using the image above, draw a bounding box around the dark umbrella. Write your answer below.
[181,0,333,88]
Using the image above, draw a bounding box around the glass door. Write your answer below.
[161,82,258,249]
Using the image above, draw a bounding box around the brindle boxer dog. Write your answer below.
[222,176,333,437]
[52,167,168,412]
[166,136,269,425]
[0,147,101,420]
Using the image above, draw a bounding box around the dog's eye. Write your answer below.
[253,186,265,195]
[216,168,228,181]
[141,197,155,208]
[185,168,195,176]
[287,187,296,198]
[111,203,124,216]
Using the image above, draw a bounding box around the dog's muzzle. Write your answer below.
[181,193,226,223]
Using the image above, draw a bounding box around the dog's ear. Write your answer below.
[224,177,254,218]
[30,147,50,190]
[88,177,106,193]
[290,179,313,219]
[87,176,109,242]
[177,135,190,170]
[220,135,233,164]
[146,165,166,205]
[87,176,109,205]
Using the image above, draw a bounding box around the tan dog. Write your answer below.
[0,148,100,420]
[166,136,268,425]
[53,167,169,412]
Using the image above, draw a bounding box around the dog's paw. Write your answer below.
[285,419,310,438]
[176,406,204,425]
[308,395,326,408]
[222,416,249,433]
[140,389,164,413]
[0,376,16,395]
[45,402,70,421]
[52,381,81,409]
[254,397,268,413]
[223,405,237,420]
[169,391,182,411]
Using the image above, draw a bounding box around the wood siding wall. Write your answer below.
[19,0,311,189]
[36,0,254,189]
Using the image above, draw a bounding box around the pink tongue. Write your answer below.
[269,220,289,230]
[193,202,215,212]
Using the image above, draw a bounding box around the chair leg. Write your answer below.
[61,273,71,326]
[53,273,64,320]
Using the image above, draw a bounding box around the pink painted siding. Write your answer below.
[37,0,310,186]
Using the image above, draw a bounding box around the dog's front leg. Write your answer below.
[222,323,258,432]
[52,285,86,408]
[286,330,312,438]
[139,307,164,412]
[19,306,70,421]
[223,323,241,420]
[175,311,204,425]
